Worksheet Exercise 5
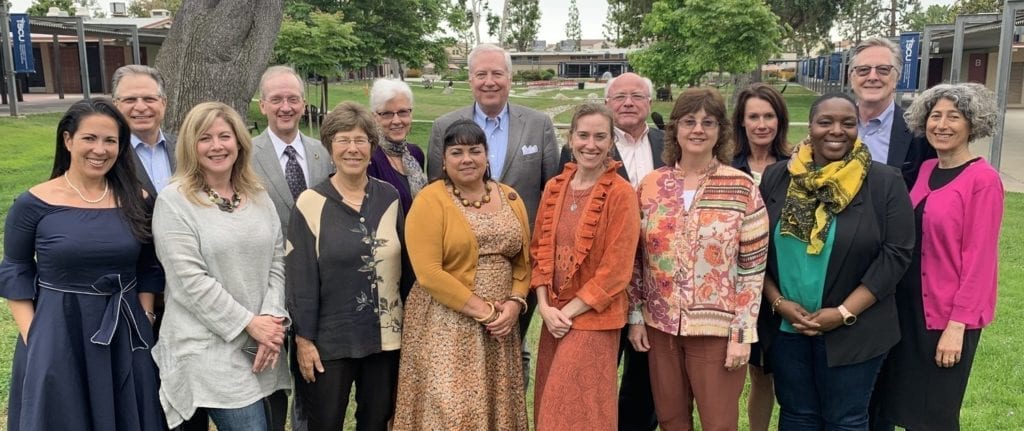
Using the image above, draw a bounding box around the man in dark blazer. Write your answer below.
[849,37,936,189]
[426,43,559,389]
[251,65,333,235]
[249,65,332,431]
[557,72,664,431]
[112,65,176,198]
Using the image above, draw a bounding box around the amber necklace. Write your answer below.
[450,181,492,208]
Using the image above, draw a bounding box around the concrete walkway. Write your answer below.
[4,91,1023,192]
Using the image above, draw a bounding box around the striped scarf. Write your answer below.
[780,137,870,254]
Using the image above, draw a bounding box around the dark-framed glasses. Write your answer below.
[377,109,413,120]
[852,65,895,77]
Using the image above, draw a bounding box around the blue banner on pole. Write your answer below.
[816,57,825,79]
[829,52,842,81]
[10,14,35,73]
[898,32,920,91]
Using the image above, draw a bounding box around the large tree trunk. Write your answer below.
[155,0,283,133]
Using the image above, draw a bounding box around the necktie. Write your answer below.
[283,146,306,200]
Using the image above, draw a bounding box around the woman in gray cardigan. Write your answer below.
[152,102,291,430]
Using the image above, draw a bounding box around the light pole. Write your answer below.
[0,0,21,116]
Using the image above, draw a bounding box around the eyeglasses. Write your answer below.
[264,96,303,106]
[608,93,650,103]
[678,118,719,130]
[115,95,162,105]
[377,109,413,120]
[852,65,895,77]
[333,137,371,147]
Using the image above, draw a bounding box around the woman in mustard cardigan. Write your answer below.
[393,119,531,430]
[530,103,640,430]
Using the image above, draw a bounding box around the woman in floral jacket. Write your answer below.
[628,88,769,431]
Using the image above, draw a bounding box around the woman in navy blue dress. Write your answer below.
[0,98,164,430]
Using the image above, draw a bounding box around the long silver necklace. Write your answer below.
[63,172,109,204]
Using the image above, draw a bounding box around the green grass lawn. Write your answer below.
[0,83,1021,430]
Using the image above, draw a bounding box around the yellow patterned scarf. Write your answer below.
[780,137,870,254]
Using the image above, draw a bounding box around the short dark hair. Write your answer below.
[320,101,381,154]
[663,88,733,166]
[51,98,151,241]
[440,119,492,183]
[809,93,859,123]
[732,83,791,160]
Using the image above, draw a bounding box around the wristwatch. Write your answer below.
[838,305,857,326]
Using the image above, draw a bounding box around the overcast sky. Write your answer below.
[10,0,960,43]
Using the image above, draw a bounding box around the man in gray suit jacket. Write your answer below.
[426,43,559,388]
[112,65,176,198]
[426,43,559,225]
[249,65,332,431]
[251,65,333,234]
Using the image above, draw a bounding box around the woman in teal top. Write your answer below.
[756,93,914,430]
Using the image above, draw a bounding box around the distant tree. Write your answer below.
[155,0,284,131]
[444,0,495,55]
[566,0,581,51]
[905,4,955,31]
[128,0,183,17]
[630,0,783,87]
[767,0,855,56]
[602,0,654,48]
[837,0,884,45]
[502,0,541,52]
[26,0,73,16]
[273,11,357,113]
[289,0,447,72]
[880,0,920,37]
[953,0,1001,14]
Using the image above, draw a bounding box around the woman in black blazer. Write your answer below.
[757,93,914,430]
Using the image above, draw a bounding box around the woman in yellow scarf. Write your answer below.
[756,93,915,429]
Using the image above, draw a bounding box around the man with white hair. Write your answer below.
[427,43,560,387]
[848,37,935,188]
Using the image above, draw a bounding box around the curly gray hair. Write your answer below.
[903,82,999,143]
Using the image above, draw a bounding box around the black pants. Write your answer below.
[617,326,658,431]
[518,291,538,390]
[294,350,400,431]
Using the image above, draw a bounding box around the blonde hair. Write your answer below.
[173,102,264,206]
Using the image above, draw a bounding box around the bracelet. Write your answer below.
[771,296,787,314]
[507,296,528,315]
[145,310,158,321]
[473,302,498,324]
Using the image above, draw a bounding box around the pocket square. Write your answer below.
[521,144,539,155]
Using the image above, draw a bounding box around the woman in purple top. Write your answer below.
[368,78,427,214]
[873,83,1004,431]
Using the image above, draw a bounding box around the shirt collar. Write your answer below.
[131,130,166,150]
[268,130,304,160]
[473,103,510,127]
[866,100,896,125]
[614,125,650,146]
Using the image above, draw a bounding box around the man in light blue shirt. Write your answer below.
[848,37,935,189]
[426,43,560,391]
[112,65,176,197]
[472,103,511,179]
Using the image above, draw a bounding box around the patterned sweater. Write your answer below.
[630,164,769,343]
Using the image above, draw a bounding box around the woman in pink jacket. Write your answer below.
[873,82,1004,431]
